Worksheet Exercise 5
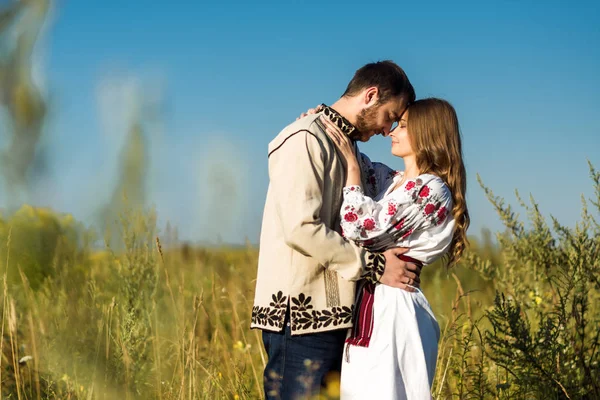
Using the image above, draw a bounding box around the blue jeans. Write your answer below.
[262,313,346,400]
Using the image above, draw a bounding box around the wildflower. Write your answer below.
[528,291,542,305]
[19,355,33,365]
[324,371,341,398]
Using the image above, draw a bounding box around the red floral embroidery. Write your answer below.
[424,203,436,215]
[363,218,376,231]
[387,203,397,215]
[419,185,430,198]
[437,207,447,224]
[344,212,358,222]
[362,239,375,246]
[405,181,415,190]
[368,175,376,185]
[401,228,414,239]
[394,218,405,230]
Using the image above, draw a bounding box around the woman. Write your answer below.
[318,98,469,399]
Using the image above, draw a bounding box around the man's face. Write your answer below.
[352,96,408,142]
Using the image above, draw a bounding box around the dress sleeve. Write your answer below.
[340,175,453,246]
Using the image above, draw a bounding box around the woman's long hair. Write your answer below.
[407,98,470,268]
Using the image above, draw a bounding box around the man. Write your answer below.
[251,60,420,399]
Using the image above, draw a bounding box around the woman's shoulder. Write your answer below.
[420,174,449,189]
[403,173,451,199]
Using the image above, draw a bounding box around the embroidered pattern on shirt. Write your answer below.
[320,104,359,137]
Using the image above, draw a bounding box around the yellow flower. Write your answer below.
[233,340,244,350]
[528,290,542,305]
[324,371,341,398]
[233,395,240,400]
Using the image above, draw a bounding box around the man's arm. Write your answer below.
[268,129,420,288]
[268,129,378,281]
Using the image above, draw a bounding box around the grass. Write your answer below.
[0,203,489,399]
[0,171,598,399]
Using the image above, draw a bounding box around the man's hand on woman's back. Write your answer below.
[380,248,421,292]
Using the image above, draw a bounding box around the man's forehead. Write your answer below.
[383,97,408,111]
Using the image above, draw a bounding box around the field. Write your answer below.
[0,166,598,399]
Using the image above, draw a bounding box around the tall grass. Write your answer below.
[0,162,598,399]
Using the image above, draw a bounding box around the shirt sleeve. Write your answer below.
[268,129,386,283]
[357,151,399,197]
[340,176,453,249]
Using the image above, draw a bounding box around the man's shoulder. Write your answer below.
[268,114,328,155]
[280,113,326,138]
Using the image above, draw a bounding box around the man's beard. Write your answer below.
[351,105,381,141]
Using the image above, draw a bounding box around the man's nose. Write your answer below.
[381,125,392,136]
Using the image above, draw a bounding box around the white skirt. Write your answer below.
[340,284,440,400]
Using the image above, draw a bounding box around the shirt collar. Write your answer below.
[320,104,359,138]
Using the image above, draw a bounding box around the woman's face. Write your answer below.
[389,110,414,158]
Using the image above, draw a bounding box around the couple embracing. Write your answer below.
[251,60,469,400]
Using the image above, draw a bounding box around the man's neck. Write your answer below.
[329,98,358,126]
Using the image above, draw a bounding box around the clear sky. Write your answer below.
[6,0,600,244]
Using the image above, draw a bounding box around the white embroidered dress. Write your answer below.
[339,156,456,400]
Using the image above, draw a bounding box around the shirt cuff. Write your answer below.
[343,185,364,196]
[361,250,385,284]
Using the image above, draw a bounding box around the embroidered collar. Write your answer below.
[320,104,359,138]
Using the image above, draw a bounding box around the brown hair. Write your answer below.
[407,98,470,268]
[342,60,416,105]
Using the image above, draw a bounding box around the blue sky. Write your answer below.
[5,0,600,244]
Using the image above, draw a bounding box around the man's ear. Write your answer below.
[363,87,379,107]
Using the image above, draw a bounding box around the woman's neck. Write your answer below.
[402,155,420,179]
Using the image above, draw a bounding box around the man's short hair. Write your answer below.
[342,60,415,104]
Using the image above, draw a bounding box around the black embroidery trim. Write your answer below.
[290,293,354,331]
[251,291,288,329]
[362,251,386,284]
[320,104,359,137]
[251,291,354,332]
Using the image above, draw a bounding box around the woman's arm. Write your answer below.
[341,175,453,245]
